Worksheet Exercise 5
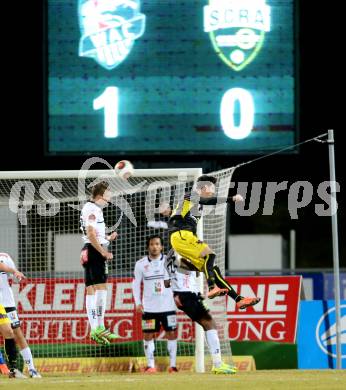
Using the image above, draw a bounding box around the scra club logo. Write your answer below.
[204,0,271,71]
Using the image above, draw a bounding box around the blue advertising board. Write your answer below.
[297,301,346,368]
[324,273,346,300]
[299,272,324,300]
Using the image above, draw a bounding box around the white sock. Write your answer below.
[205,329,222,368]
[143,339,155,368]
[167,340,177,368]
[20,347,35,371]
[95,290,107,328]
[86,294,97,331]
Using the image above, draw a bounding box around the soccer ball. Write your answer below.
[114,160,134,180]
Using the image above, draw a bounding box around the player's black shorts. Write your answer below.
[5,307,21,329]
[142,311,177,333]
[173,291,211,322]
[81,244,109,287]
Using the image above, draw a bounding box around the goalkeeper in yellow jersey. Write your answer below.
[167,175,260,308]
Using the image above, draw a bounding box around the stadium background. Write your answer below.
[0,0,344,379]
[3,0,343,269]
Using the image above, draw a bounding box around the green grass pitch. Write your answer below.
[1,370,346,390]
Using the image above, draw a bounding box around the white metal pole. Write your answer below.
[290,229,296,270]
[0,168,203,180]
[195,268,205,373]
[327,129,342,369]
[195,168,205,373]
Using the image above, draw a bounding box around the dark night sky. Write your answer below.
[2,1,344,268]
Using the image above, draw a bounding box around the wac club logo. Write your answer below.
[203,0,271,71]
[78,0,146,70]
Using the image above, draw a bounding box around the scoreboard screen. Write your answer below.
[47,0,297,155]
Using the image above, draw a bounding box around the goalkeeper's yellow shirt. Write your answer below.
[168,192,230,235]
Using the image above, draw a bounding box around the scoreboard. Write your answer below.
[47,0,297,155]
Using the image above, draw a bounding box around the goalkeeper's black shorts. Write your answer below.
[173,291,211,322]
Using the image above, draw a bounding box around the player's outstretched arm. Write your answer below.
[0,263,25,281]
[199,193,244,205]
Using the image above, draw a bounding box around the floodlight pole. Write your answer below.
[327,129,342,369]
[195,168,205,373]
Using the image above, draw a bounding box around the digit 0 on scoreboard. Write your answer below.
[47,0,297,155]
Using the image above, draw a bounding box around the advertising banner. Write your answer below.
[12,276,301,344]
[299,272,324,300]
[297,300,346,368]
[28,355,256,374]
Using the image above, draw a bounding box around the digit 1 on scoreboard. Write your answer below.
[93,86,119,138]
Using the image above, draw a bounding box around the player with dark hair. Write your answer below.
[80,181,118,345]
[132,235,178,373]
[164,255,237,374]
[0,261,27,379]
[168,175,260,308]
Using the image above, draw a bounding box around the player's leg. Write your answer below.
[94,282,118,341]
[213,266,261,309]
[198,247,229,298]
[184,233,260,305]
[211,264,240,300]
[199,317,236,374]
[172,232,260,305]
[174,292,235,374]
[0,308,26,379]
[5,307,41,378]
[199,316,223,371]
[142,313,159,372]
[14,328,41,378]
[94,285,107,329]
[3,336,19,377]
[143,333,156,373]
[162,312,178,373]
[92,245,117,340]
[86,286,110,345]
[84,245,116,343]
[85,281,103,343]
[175,293,223,366]
[83,245,104,344]
[89,284,116,343]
